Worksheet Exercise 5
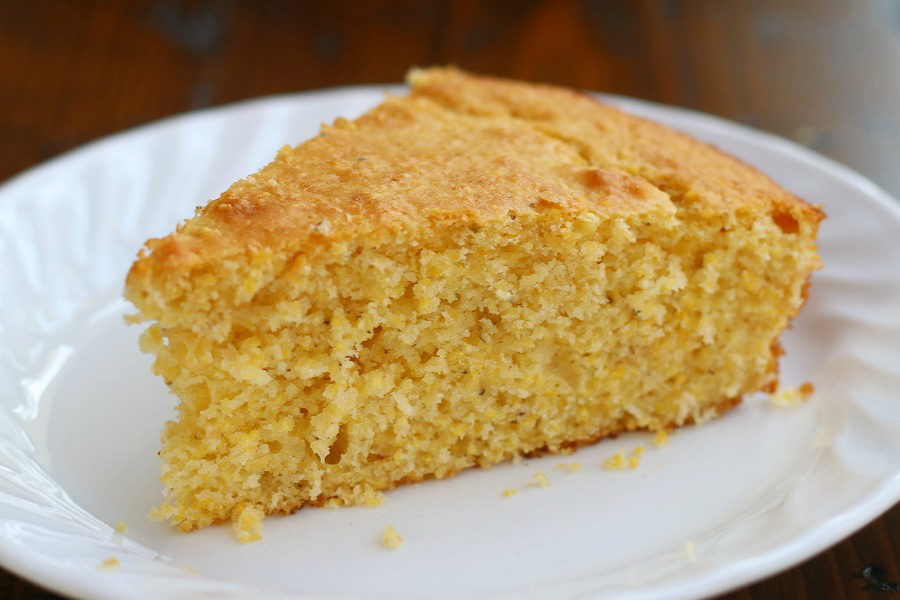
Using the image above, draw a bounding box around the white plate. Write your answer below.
[1,86,899,600]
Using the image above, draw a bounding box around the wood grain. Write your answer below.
[1,1,898,598]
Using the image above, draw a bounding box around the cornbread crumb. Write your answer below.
[529,471,551,488]
[653,430,670,447]
[126,67,823,533]
[98,558,120,570]
[629,445,644,469]
[502,488,518,497]
[603,450,627,471]
[555,462,582,473]
[382,525,403,549]
[114,521,128,534]
[361,487,386,507]
[233,504,264,543]
[768,383,814,409]
[604,446,644,471]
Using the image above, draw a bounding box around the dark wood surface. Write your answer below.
[1,1,898,598]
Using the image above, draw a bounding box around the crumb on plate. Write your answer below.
[528,470,551,488]
[604,445,645,470]
[653,430,670,447]
[554,462,582,473]
[382,525,403,549]
[768,383,814,408]
[233,504,264,543]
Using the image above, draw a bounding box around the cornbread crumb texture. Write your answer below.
[768,383,814,408]
[114,520,128,534]
[603,444,645,471]
[529,471,551,488]
[502,488,518,497]
[125,67,823,533]
[653,430,670,447]
[555,461,582,473]
[98,558,120,570]
[382,525,403,549]
[602,451,627,471]
[233,504,264,543]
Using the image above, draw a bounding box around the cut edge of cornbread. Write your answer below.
[125,67,823,534]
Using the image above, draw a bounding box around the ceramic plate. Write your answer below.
[1,86,899,600]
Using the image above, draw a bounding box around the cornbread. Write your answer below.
[125,67,823,534]
[602,444,645,471]
[98,558,120,571]
[530,471,551,488]
[768,383,815,408]
[381,525,403,549]
[602,451,629,471]
[554,462,581,473]
[232,504,264,542]
[654,430,670,447]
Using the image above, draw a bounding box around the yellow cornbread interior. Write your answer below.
[140,202,815,532]
[125,68,823,534]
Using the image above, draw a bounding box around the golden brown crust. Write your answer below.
[126,66,822,304]
[407,67,825,220]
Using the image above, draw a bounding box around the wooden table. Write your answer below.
[1,1,898,598]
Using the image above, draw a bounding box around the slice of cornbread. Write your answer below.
[125,67,823,533]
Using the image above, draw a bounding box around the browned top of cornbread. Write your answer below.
[126,67,822,293]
